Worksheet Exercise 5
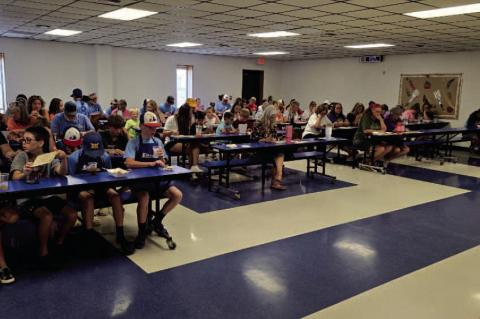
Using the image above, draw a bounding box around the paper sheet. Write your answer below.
[32,151,57,167]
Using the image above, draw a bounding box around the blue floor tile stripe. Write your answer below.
[1,164,479,319]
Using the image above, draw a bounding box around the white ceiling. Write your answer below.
[1,0,480,60]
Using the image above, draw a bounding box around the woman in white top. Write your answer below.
[302,103,332,139]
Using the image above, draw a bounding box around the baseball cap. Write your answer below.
[64,101,77,114]
[167,95,175,103]
[82,132,104,158]
[222,94,229,100]
[140,111,161,127]
[186,98,197,108]
[71,88,83,98]
[63,127,82,148]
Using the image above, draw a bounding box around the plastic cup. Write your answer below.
[196,125,203,136]
[152,146,161,159]
[26,167,40,184]
[0,173,8,191]
[238,124,248,134]
[325,126,333,139]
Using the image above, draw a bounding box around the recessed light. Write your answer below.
[248,31,300,38]
[405,3,480,19]
[254,51,288,56]
[344,43,395,49]
[166,42,202,48]
[99,8,157,21]
[44,29,82,36]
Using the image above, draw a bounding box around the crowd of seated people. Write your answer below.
[0,89,449,284]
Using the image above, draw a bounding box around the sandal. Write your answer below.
[271,179,287,190]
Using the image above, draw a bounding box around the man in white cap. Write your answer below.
[124,111,183,249]
[214,94,231,114]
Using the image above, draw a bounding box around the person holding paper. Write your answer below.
[10,126,78,269]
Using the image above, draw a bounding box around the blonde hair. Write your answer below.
[129,108,139,118]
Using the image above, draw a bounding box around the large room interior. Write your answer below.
[1,1,480,318]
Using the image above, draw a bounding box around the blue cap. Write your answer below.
[71,88,83,98]
[82,132,104,158]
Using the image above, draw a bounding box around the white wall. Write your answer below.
[281,50,480,127]
[0,37,283,110]
[1,37,479,127]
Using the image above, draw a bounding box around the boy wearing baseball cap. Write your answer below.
[51,101,94,137]
[124,112,182,249]
[68,132,135,255]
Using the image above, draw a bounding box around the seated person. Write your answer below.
[205,106,220,129]
[302,103,332,139]
[215,94,231,114]
[27,95,49,124]
[353,103,394,163]
[252,105,286,190]
[0,206,19,284]
[0,130,18,171]
[216,111,237,134]
[233,108,251,129]
[51,101,94,137]
[465,108,480,152]
[384,106,410,160]
[125,108,139,139]
[347,103,365,127]
[68,132,134,255]
[11,126,77,268]
[285,100,303,123]
[124,111,183,249]
[60,126,83,154]
[164,104,203,173]
[101,115,129,168]
[302,101,317,121]
[327,103,350,127]
[402,104,421,123]
[7,99,31,132]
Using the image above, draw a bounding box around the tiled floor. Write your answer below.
[2,155,480,318]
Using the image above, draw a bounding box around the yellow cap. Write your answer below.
[186,98,197,108]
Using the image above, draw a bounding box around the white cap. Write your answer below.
[223,94,229,100]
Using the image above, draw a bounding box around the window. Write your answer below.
[0,54,5,113]
[176,65,193,105]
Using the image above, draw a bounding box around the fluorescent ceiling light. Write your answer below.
[248,31,300,38]
[99,8,157,21]
[254,51,288,56]
[166,42,202,48]
[44,29,82,36]
[344,43,395,49]
[405,3,480,19]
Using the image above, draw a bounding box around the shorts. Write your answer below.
[130,180,173,196]
[21,196,68,216]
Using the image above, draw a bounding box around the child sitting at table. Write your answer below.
[10,126,78,268]
[0,205,19,284]
[68,132,134,255]
[205,106,220,128]
[216,111,237,134]
[101,115,129,168]
[233,108,251,130]
[124,111,183,249]
[125,108,139,139]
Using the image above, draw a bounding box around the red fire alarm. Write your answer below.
[257,57,265,65]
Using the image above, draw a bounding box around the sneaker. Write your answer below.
[116,238,135,255]
[134,236,146,249]
[0,267,15,284]
[190,165,204,173]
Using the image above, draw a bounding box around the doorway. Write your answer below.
[242,70,264,103]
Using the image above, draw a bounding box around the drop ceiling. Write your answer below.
[1,0,479,60]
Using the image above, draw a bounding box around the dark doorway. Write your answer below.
[242,70,264,103]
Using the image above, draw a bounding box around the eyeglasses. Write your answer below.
[21,137,35,144]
